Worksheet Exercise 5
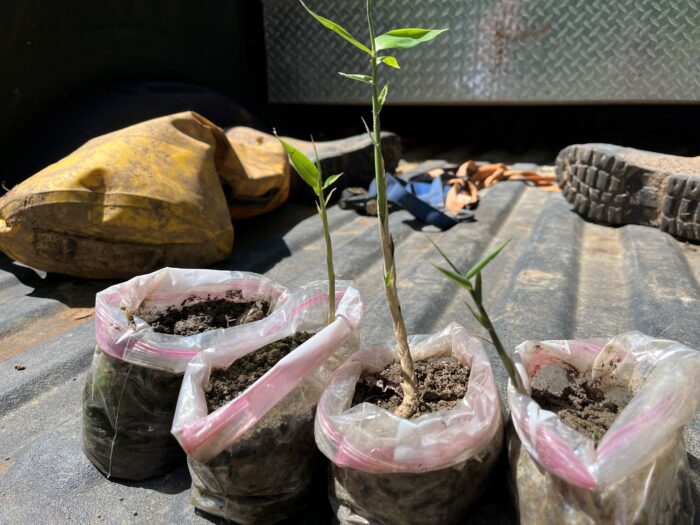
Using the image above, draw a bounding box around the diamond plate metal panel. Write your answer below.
[263,0,700,103]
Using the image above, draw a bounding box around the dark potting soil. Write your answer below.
[531,373,624,445]
[192,331,324,522]
[136,292,270,336]
[82,347,185,480]
[351,356,470,419]
[205,332,315,413]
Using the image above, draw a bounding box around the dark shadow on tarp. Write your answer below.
[0,253,112,308]
[214,200,316,275]
[114,465,193,496]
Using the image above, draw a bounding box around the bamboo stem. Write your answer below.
[472,290,525,392]
[317,186,336,323]
[367,0,419,418]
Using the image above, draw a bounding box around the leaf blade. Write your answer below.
[375,28,448,51]
[339,72,373,84]
[433,264,472,291]
[464,300,485,326]
[275,132,320,194]
[360,116,376,145]
[323,173,343,189]
[465,239,510,280]
[426,234,462,274]
[324,187,337,206]
[300,1,372,55]
[474,271,483,304]
[378,82,389,112]
[379,56,400,69]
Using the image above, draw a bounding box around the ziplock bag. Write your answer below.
[82,267,287,480]
[172,282,364,524]
[508,332,700,524]
[315,323,503,525]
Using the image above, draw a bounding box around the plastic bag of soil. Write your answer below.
[172,282,364,524]
[507,331,700,524]
[82,267,288,481]
[315,323,504,525]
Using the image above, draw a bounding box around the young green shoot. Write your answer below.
[275,131,341,324]
[428,237,525,393]
[301,0,447,418]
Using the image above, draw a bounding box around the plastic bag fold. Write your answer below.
[172,281,364,462]
[94,267,288,373]
[316,322,502,473]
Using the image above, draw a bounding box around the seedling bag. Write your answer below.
[508,332,700,524]
[172,282,363,524]
[82,267,287,480]
[315,323,503,525]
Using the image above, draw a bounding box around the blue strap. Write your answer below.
[368,173,472,230]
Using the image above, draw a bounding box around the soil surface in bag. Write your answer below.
[82,294,271,481]
[531,369,628,445]
[190,332,323,524]
[136,294,270,336]
[331,356,500,525]
[352,355,470,418]
[205,331,314,411]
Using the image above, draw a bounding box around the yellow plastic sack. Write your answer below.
[0,112,234,279]
[223,127,290,221]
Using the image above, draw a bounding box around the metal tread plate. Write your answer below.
[263,0,700,104]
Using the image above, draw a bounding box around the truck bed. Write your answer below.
[1,175,699,523]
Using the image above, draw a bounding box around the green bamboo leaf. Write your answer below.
[323,173,343,189]
[300,1,372,55]
[465,239,510,280]
[375,28,448,51]
[433,264,472,291]
[378,82,389,112]
[426,234,461,274]
[275,132,320,194]
[360,116,376,145]
[464,301,485,326]
[311,136,322,174]
[474,272,482,304]
[339,72,373,84]
[324,187,337,206]
[379,56,400,69]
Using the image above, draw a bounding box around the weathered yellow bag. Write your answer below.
[223,127,290,221]
[0,112,235,279]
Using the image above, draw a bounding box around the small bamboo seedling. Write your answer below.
[429,237,526,393]
[302,0,447,418]
[275,132,342,324]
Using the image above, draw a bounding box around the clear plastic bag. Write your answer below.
[315,323,504,525]
[172,282,364,524]
[508,332,700,524]
[82,267,288,480]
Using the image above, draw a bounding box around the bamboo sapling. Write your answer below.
[429,237,525,393]
[301,0,447,418]
[276,132,341,324]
